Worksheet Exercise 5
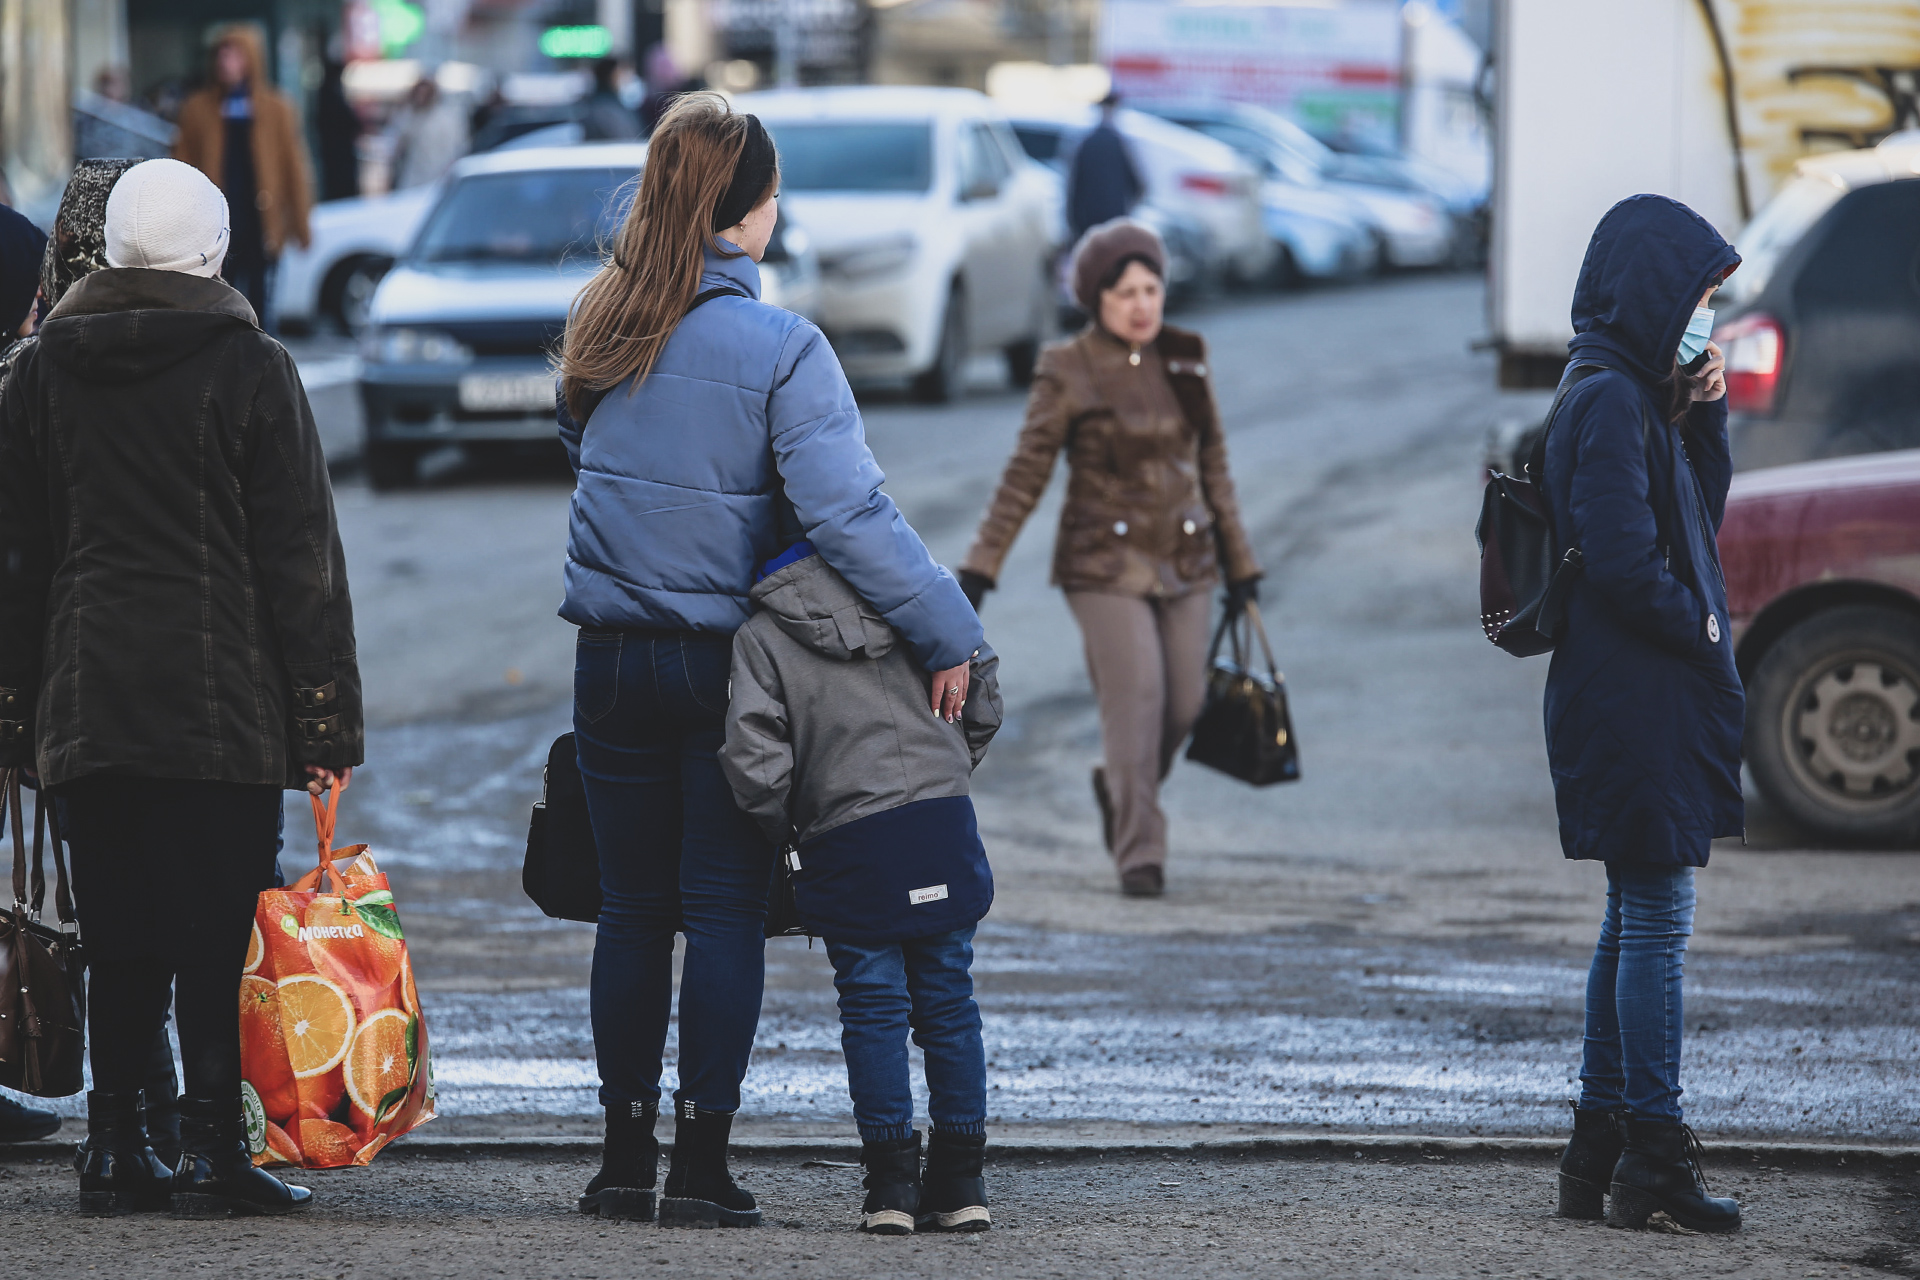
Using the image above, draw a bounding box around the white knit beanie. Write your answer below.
[104,158,231,278]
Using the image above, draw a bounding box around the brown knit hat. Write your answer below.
[1070,218,1165,314]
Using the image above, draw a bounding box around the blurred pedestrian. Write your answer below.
[1540,195,1743,1235]
[959,220,1260,898]
[315,39,362,202]
[388,75,469,191]
[1066,93,1144,242]
[580,58,641,141]
[173,24,315,331]
[556,92,982,1227]
[721,548,1001,1235]
[0,158,360,1217]
[0,200,56,1149]
[639,48,703,135]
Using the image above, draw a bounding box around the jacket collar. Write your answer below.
[703,239,761,301]
[47,267,259,328]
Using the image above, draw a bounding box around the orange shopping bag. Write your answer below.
[239,782,435,1168]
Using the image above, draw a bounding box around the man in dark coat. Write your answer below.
[0,158,353,1216]
[1066,94,1144,240]
[1539,194,1743,1236]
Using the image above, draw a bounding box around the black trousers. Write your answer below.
[57,777,281,1103]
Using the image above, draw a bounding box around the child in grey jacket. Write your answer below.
[721,543,1000,1235]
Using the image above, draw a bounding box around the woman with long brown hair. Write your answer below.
[556,93,981,1227]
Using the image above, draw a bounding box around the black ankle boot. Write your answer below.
[918,1129,989,1232]
[1555,1103,1624,1220]
[171,1097,313,1218]
[75,1090,173,1216]
[858,1133,922,1235]
[660,1100,760,1227]
[1606,1119,1741,1234]
[144,1091,181,1170]
[579,1100,659,1220]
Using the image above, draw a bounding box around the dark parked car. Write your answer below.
[1715,135,1920,471]
[1720,449,1920,844]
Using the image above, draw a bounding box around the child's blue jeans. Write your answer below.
[823,926,987,1143]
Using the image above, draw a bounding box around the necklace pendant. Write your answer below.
[1128,351,1141,367]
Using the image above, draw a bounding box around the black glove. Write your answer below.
[958,570,994,612]
[1225,578,1260,612]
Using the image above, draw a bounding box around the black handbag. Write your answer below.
[0,768,87,1097]
[1185,600,1301,787]
[523,733,602,923]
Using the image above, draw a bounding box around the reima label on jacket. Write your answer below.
[909,884,949,905]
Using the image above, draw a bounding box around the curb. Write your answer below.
[5,1132,1913,1171]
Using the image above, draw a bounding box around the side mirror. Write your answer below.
[960,176,1000,202]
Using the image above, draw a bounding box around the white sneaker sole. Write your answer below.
[860,1208,915,1235]
[917,1205,991,1232]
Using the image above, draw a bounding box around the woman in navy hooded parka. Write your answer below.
[1541,196,1744,1235]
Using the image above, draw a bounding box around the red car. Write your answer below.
[1720,450,1920,844]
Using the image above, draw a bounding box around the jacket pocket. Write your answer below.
[1056,509,1128,583]
[1171,504,1218,583]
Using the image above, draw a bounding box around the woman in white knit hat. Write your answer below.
[0,158,360,1218]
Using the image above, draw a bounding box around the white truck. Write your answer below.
[1488,0,1920,387]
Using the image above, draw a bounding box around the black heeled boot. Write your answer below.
[918,1129,989,1233]
[1606,1119,1741,1234]
[858,1133,922,1235]
[143,1027,182,1169]
[1555,1103,1624,1220]
[579,1100,659,1220]
[659,1100,761,1227]
[75,1090,174,1216]
[171,1097,313,1218]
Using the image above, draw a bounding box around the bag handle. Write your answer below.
[42,788,75,930]
[5,768,25,914]
[1203,597,1281,684]
[1240,600,1281,683]
[307,779,352,897]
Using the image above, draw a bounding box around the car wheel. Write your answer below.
[364,439,420,491]
[1268,244,1301,291]
[912,285,966,404]
[1746,605,1920,845]
[325,255,392,337]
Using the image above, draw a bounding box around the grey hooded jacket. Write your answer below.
[721,553,1001,848]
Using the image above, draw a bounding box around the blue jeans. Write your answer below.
[1578,864,1696,1123]
[576,628,774,1112]
[824,927,986,1143]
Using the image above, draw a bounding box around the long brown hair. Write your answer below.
[559,93,773,422]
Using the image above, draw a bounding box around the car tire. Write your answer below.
[324,255,392,337]
[364,439,420,492]
[912,285,966,404]
[1268,244,1301,291]
[1746,604,1920,845]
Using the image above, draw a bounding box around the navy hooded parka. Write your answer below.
[1541,195,1744,866]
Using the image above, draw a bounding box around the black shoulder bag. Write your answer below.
[0,769,87,1097]
[1475,363,1606,656]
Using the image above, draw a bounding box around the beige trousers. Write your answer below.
[1066,589,1214,874]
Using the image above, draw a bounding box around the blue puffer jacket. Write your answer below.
[1541,195,1743,866]
[558,244,981,671]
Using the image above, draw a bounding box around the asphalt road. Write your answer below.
[30,275,1918,1149]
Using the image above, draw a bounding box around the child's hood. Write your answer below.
[747,553,897,661]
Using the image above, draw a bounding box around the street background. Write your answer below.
[218,273,1920,1146]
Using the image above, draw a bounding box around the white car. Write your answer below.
[1001,103,1274,290]
[357,142,820,488]
[275,186,436,335]
[740,86,1059,401]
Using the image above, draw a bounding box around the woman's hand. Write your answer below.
[305,765,353,795]
[929,662,971,723]
[1688,341,1726,402]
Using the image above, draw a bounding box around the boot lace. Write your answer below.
[1680,1124,1714,1194]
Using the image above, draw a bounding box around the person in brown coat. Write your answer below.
[173,24,314,329]
[958,220,1261,898]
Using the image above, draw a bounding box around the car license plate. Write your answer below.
[457,372,553,413]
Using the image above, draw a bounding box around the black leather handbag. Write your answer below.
[0,768,87,1097]
[523,734,602,923]
[1185,601,1301,787]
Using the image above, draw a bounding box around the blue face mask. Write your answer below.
[1677,306,1715,366]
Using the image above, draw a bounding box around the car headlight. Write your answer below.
[360,326,474,366]
[821,234,917,284]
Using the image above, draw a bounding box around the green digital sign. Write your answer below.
[370,0,424,54]
[539,25,614,59]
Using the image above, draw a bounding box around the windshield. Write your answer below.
[1721,173,1848,305]
[765,122,934,192]
[412,167,636,265]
